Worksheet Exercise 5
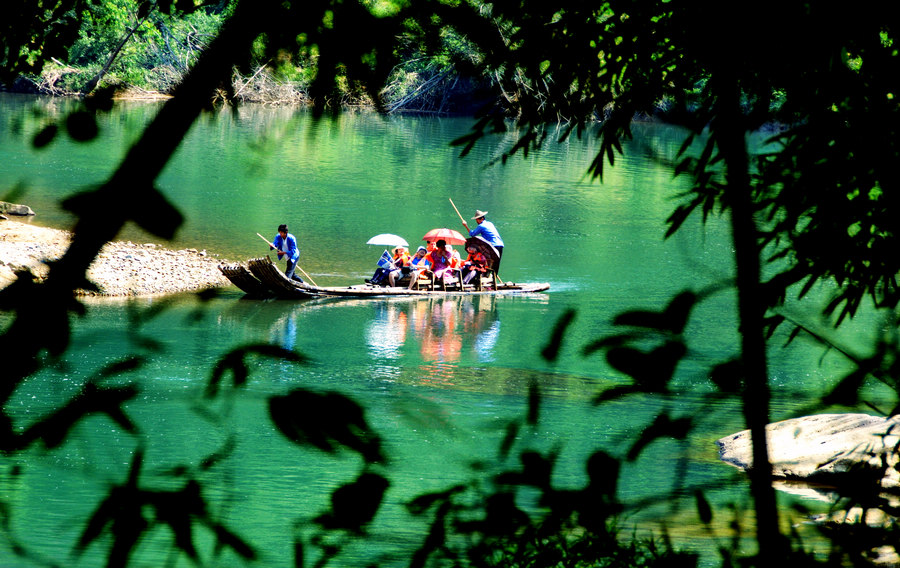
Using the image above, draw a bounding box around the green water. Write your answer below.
[0,93,889,566]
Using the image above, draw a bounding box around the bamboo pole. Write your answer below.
[449,198,469,232]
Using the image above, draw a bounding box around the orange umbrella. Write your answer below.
[422,228,467,245]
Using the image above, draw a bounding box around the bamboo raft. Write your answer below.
[218,257,550,299]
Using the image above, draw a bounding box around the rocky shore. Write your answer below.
[0,219,233,297]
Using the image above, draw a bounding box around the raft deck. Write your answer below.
[218,257,550,299]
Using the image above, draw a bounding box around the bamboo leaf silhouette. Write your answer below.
[696,490,713,525]
[78,452,255,564]
[21,382,138,449]
[613,291,697,334]
[65,110,98,141]
[314,472,389,532]
[541,308,576,362]
[626,412,693,461]
[822,368,868,407]
[593,384,641,405]
[199,436,237,471]
[32,123,58,148]
[97,355,146,378]
[495,450,555,490]
[499,420,520,459]
[406,485,466,516]
[584,450,620,500]
[527,379,541,426]
[709,358,743,393]
[269,389,383,463]
[211,523,257,560]
[410,500,452,568]
[582,333,631,357]
[207,343,309,397]
[605,340,686,392]
[294,537,304,568]
[128,185,184,240]
[76,451,146,564]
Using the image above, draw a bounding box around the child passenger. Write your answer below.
[461,244,490,284]
[389,245,429,287]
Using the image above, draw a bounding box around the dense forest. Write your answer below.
[6,0,502,114]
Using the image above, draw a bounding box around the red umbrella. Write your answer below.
[422,228,467,245]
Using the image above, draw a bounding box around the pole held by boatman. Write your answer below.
[271,224,304,283]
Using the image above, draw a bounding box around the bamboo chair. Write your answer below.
[477,269,496,291]
[413,271,435,290]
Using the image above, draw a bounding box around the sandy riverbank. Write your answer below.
[0,218,233,297]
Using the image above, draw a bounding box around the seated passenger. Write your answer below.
[446,245,463,269]
[391,246,429,287]
[411,239,455,289]
[392,246,410,270]
[461,244,490,284]
[367,246,409,285]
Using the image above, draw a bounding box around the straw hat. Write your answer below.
[472,210,488,219]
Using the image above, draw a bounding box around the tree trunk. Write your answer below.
[0,0,270,406]
[715,73,785,562]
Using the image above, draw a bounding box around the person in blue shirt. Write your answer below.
[271,224,303,283]
[466,210,504,275]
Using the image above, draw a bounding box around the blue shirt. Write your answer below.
[469,220,504,248]
[410,254,431,268]
[272,232,300,262]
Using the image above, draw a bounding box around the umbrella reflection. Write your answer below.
[365,303,408,359]
[364,296,500,367]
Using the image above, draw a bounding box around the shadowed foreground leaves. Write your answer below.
[77,451,255,567]
[314,472,390,533]
[206,343,310,397]
[269,388,384,464]
[9,382,138,452]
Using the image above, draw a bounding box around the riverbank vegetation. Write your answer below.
[7,0,503,113]
[4,0,900,566]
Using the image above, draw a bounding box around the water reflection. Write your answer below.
[367,301,409,359]
[366,295,500,366]
[216,294,541,374]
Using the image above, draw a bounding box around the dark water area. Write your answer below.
[1,93,894,566]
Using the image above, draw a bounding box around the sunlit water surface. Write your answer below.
[1,93,894,566]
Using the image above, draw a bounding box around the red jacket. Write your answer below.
[465,252,489,272]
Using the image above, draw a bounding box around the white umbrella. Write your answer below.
[366,233,409,247]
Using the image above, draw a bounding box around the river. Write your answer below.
[0,93,887,566]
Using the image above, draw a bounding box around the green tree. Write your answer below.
[3,0,900,566]
[438,1,900,562]
[69,0,229,93]
[0,0,91,85]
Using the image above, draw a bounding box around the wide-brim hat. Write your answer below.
[472,210,488,219]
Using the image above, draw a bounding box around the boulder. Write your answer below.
[0,201,35,216]
[717,413,900,489]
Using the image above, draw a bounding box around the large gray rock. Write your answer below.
[717,413,900,488]
[0,201,35,216]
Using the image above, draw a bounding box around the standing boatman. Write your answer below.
[271,223,304,283]
[464,210,504,276]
